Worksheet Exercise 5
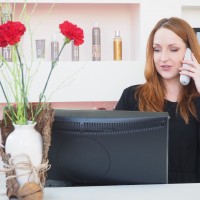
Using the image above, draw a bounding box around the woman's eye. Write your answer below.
[153,48,160,52]
[171,49,178,52]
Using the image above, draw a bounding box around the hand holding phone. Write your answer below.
[180,48,192,85]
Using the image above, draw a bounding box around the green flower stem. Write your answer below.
[0,80,15,118]
[39,41,67,102]
[0,63,17,123]
[33,41,68,121]
[0,81,10,105]
[15,45,27,124]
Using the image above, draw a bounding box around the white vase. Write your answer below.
[5,121,43,186]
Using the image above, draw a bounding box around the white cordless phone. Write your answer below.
[180,48,192,85]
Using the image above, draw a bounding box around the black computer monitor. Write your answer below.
[45,109,169,187]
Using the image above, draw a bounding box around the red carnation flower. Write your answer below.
[59,21,84,46]
[0,21,26,47]
[0,28,8,47]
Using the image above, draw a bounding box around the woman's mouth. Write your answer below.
[161,65,171,70]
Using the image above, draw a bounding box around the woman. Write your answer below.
[115,17,200,183]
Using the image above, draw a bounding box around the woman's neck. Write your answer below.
[164,80,182,102]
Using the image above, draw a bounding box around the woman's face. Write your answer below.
[153,28,187,83]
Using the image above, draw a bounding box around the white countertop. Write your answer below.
[1,156,200,200]
[1,183,200,200]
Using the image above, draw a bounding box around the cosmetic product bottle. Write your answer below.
[92,22,101,61]
[71,40,79,61]
[2,48,12,62]
[1,4,12,24]
[51,34,59,62]
[113,30,122,61]
[1,5,12,62]
[35,39,45,58]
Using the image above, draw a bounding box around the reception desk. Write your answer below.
[1,155,199,200]
[0,183,200,200]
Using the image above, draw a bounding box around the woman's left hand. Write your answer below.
[179,53,200,93]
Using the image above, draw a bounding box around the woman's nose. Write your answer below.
[160,52,169,61]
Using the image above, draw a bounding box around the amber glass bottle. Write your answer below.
[113,30,122,60]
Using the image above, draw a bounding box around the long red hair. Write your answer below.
[136,17,200,123]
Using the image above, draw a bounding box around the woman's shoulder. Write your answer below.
[122,84,141,95]
[194,96,200,106]
[194,96,200,119]
[115,84,141,111]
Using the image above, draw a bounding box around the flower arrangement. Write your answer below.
[0,5,84,125]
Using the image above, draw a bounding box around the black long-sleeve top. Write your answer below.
[115,85,200,183]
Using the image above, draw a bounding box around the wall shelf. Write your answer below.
[1,0,200,102]
[11,3,140,62]
[0,61,145,102]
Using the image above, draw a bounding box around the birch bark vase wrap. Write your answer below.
[5,121,43,186]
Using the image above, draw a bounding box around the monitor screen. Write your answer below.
[45,109,169,187]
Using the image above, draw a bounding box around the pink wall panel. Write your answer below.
[0,101,117,120]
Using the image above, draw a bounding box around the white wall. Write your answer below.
[1,1,200,103]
